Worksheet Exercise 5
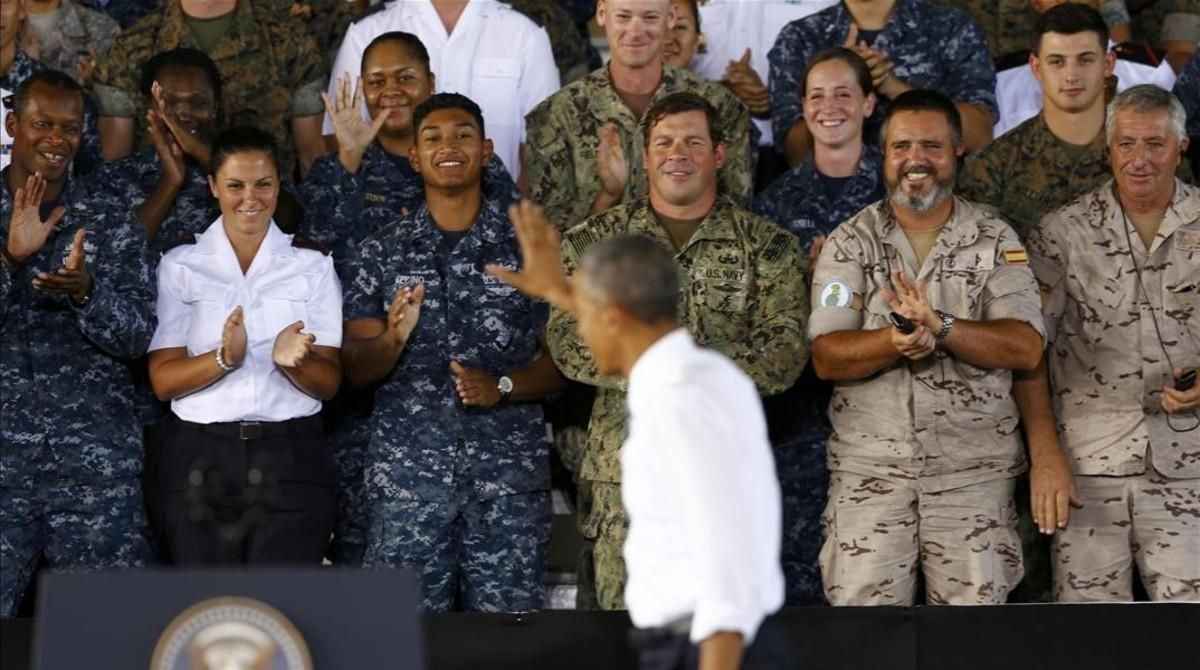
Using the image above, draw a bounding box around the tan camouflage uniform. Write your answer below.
[547,196,808,609]
[1027,179,1200,602]
[25,0,120,82]
[808,197,1046,605]
[957,113,1111,238]
[524,64,753,233]
[92,0,327,178]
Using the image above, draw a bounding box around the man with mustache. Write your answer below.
[808,89,1046,605]
[0,70,155,615]
[1026,85,1200,602]
[546,91,807,610]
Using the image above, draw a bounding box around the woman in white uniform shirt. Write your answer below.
[147,126,344,564]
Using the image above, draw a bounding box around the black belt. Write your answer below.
[628,615,693,648]
[180,415,322,441]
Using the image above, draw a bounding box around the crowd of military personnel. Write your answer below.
[1,0,1199,618]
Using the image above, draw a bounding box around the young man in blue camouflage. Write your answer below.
[341,93,565,611]
[0,71,156,616]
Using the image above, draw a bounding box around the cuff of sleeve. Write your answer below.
[807,306,863,342]
[71,280,103,317]
[689,604,763,646]
[292,79,327,117]
[92,84,138,117]
[310,328,343,349]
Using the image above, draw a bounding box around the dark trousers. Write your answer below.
[155,414,335,565]
[632,617,796,670]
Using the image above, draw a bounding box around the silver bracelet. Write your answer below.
[215,344,235,373]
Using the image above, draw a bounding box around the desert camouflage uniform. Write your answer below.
[525,64,753,233]
[957,113,1111,239]
[1027,179,1200,602]
[92,0,327,178]
[547,197,808,609]
[0,171,156,616]
[808,197,1045,605]
[768,0,997,152]
[343,201,551,611]
[752,145,884,605]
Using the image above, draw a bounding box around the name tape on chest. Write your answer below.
[819,279,854,308]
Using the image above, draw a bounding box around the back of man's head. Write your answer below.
[1037,3,1108,53]
[580,235,679,325]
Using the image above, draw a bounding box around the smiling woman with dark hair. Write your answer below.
[146,126,344,566]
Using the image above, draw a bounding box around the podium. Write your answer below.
[32,568,424,669]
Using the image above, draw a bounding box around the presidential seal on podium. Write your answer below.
[150,596,313,670]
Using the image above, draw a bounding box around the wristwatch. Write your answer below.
[496,375,514,404]
[935,310,956,341]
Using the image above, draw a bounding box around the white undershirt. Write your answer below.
[622,328,784,644]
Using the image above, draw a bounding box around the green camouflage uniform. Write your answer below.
[92,0,327,178]
[547,196,808,609]
[943,0,1133,59]
[957,113,1111,239]
[524,64,753,233]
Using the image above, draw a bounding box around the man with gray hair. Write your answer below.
[809,89,1050,605]
[1026,84,1200,602]
[489,203,787,670]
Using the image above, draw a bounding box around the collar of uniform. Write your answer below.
[832,0,912,41]
[590,63,685,123]
[1028,113,1108,167]
[639,196,739,251]
[409,198,510,245]
[410,0,486,38]
[59,1,88,39]
[878,195,981,251]
[194,216,291,256]
[0,51,41,89]
[800,143,881,188]
[1103,178,1200,249]
[157,0,262,61]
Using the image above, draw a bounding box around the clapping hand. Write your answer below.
[450,361,502,407]
[487,201,575,313]
[32,228,93,304]
[222,306,248,368]
[274,320,316,368]
[596,122,630,199]
[723,49,770,116]
[146,107,186,188]
[386,283,426,348]
[150,80,212,165]
[6,172,66,264]
[1162,367,1200,415]
[323,73,391,174]
[883,270,937,360]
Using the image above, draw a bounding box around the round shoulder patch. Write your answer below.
[819,279,854,308]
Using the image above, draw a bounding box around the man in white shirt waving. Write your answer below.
[489,203,788,670]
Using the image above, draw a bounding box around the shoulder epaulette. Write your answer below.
[160,234,197,255]
[1113,42,1167,68]
[292,235,332,255]
[994,49,1033,73]
[352,2,389,24]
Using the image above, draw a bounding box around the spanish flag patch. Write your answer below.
[1002,248,1029,265]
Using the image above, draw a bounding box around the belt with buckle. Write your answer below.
[184,415,322,441]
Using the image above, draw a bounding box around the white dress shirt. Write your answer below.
[622,328,784,644]
[149,218,343,423]
[325,0,560,178]
[690,0,838,148]
[994,41,1177,138]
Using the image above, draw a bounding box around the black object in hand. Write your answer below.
[890,312,916,334]
[1176,369,1197,392]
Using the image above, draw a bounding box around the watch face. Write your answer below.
[497,376,514,394]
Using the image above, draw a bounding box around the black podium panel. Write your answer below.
[31,568,423,670]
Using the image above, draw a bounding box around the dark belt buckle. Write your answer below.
[239,422,263,440]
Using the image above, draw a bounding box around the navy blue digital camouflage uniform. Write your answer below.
[90,147,217,255]
[79,0,163,28]
[301,143,520,567]
[342,200,551,611]
[767,0,997,152]
[1174,50,1200,138]
[0,170,156,616]
[2,51,103,177]
[751,145,885,606]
